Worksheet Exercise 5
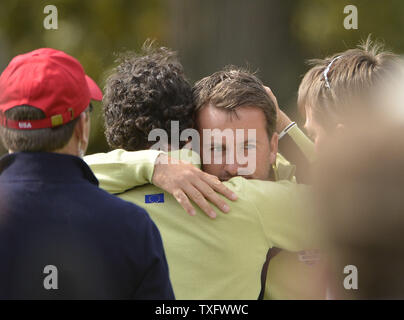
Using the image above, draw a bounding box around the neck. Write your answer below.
[8,138,80,157]
[54,141,80,157]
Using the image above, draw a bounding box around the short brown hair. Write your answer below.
[298,37,401,130]
[193,67,277,139]
[0,106,79,152]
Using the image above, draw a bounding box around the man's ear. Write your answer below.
[74,113,89,146]
[269,132,279,165]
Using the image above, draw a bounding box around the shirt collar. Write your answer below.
[0,151,99,186]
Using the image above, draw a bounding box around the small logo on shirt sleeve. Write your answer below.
[145,193,165,203]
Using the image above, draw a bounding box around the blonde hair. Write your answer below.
[298,37,401,130]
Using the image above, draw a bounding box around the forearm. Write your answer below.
[273,101,316,183]
[84,149,163,194]
[278,125,315,184]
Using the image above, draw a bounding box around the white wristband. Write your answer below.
[278,122,296,140]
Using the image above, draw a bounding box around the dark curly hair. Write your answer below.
[103,41,194,151]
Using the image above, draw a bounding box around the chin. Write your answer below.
[220,174,253,182]
[243,175,255,180]
[219,176,231,182]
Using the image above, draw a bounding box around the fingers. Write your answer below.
[264,85,272,94]
[181,183,217,219]
[173,181,219,219]
[264,85,274,98]
[264,86,273,98]
[160,163,237,219]
[172,189,196,217]
[202,173,237,202]
[264,86,279,107]
[192,178,230,215]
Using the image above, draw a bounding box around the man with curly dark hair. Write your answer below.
[103,42,195,151]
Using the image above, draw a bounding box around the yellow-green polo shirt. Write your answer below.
[85,147,318,299]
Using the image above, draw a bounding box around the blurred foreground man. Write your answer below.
[0,48,174,299]
[316,120,404,299]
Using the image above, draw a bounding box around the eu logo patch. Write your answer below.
[145,193,165,203]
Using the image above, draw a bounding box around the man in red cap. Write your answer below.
[0,48,174,299]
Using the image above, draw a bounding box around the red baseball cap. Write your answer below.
[0,48,102,130]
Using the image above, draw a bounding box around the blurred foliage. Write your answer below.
[1,0,404,155]
[0,0,167,155]
[291,0,404,56]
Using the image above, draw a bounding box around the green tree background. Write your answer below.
[1,0,403,155]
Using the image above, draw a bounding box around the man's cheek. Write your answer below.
[202,164,219,176]
[236,149,257,176]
